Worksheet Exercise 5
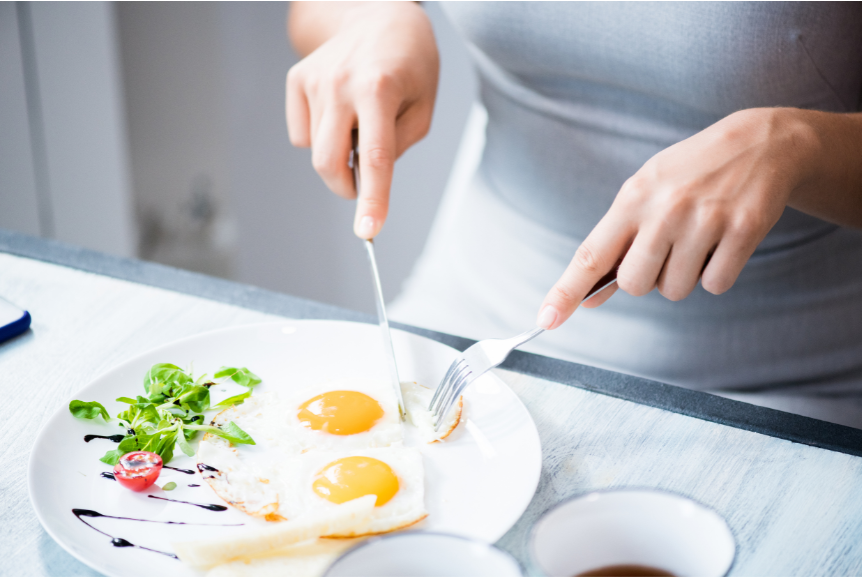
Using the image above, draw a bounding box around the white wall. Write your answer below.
[0,3,41,237]
[116,1,476,314]
[117,2,235,277]
[0,2,136,256]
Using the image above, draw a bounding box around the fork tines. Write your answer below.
[429,358,472,430]
[428,326,548,433]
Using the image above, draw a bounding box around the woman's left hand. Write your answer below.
[536,107,819,330]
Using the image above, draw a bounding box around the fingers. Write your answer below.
[657,223,722,301]
[393,103,433,158]
[538,216,634,330]
[286,68,310,148]
[615,226,671,297]
[288,66,424,239]
[311,106,356,199]
[355,98,398,239]
[701,222,761,295]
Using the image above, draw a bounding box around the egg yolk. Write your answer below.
[312,456,399,507]
[297,390,384,435]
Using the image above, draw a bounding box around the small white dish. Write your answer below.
[325,531,522,577]
[530,489,735,577]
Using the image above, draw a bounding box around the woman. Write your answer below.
[286,3,862,426]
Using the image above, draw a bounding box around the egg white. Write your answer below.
[208,391,303,455]
[197,392,300,519]
[401,381,463,443]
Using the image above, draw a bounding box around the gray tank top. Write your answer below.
[433,2,862,394]
[442,2,862,244]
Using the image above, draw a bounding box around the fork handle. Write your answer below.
[510,326,545,349]
[517,266,619,346]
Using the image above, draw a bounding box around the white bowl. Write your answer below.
[325,531,522,577]
[529,489,735,577]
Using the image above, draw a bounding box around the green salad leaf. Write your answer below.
[214,366,262,387]
[176,425,195,457]
[210,366,261,409]
[71,362,262,466]
[186,421,256,445]
[100,449,123,465]
[210,389,254,410]
[69,400,110,422]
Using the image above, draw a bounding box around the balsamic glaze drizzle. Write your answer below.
[71,508,242,559]
[78,416,231,559]
[147,495,227,511]
[111,538,134,548]
[163,466,195,475]
[72,509,177,559]
[84,434,125,443]
[196,463,219,481]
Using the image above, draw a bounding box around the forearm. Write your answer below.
[789,109,862,228]
[288,2,372,57]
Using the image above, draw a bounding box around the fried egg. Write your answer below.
[276,447,428,536]
[197,378,428,533]
[287,379,403,452]
[401,381,463,443]
[198,442,427,535]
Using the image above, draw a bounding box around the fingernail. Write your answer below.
[536,305,559,330]
[356,216,375,239]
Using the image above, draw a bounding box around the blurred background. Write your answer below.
[0,2,476,314]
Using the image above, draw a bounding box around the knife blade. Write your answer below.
[351,130,406,420]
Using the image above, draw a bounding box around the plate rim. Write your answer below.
[28,319,542,576]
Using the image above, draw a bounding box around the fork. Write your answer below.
[430,265,619,430]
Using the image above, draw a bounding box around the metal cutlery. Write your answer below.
[351,130,407,420]
[430,265,619,430]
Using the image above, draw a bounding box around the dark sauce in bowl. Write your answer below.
[577,564,674,577]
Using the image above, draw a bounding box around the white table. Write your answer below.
[3,229,862,576]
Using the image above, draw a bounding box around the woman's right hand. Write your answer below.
[286,2,439,239]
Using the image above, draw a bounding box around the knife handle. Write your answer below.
[582,263,620,303]
[350,128,361,200]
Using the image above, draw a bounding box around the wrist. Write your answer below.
[776,108,824,204]
[338,2,425,34]
[764,107,862,226]
[729,107,821,205]
[290,2,419,57]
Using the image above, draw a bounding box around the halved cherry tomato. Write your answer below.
[113,451,163,492]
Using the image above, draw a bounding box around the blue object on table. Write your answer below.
[0,296,31,344]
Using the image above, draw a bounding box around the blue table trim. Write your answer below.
[4,227,862,458]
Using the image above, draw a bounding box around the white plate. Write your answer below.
[29,320,541,576]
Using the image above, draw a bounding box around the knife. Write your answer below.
[351,130,407,420]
